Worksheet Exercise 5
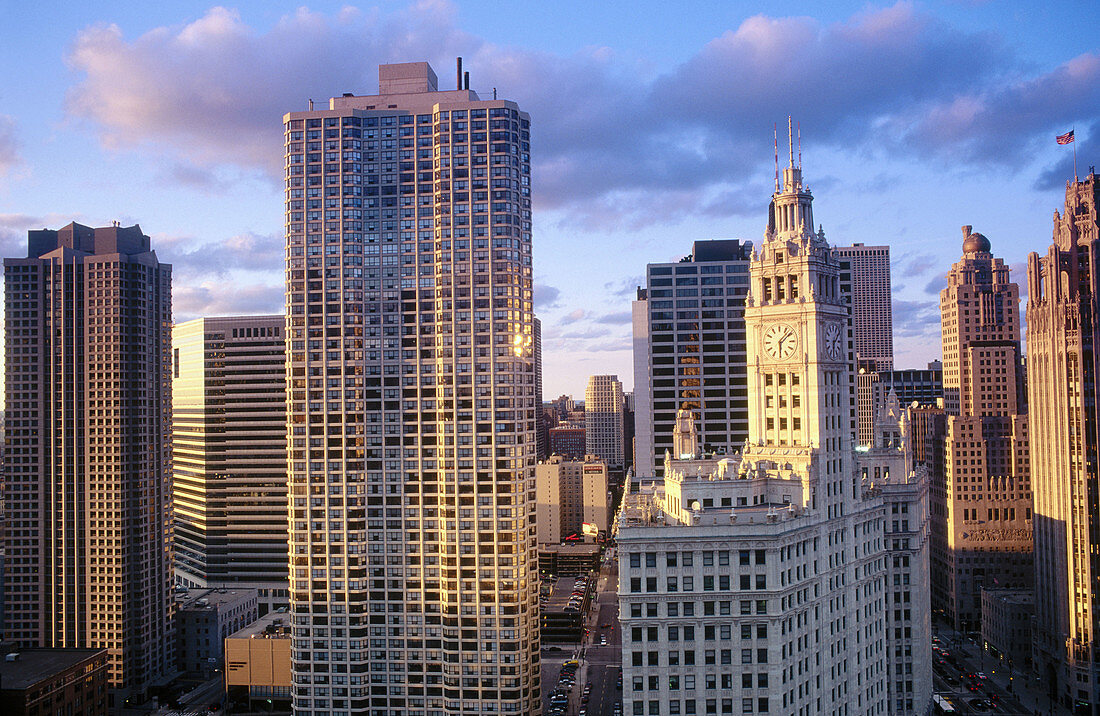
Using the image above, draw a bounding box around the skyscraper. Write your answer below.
[172,315,289,613]
[618,132,893,716]
[2,222,173,703]
[633,240,752,478]
[855,362,942,447]
[283,62,538,715]
[932,226,1031,631]
[1028,171,1100,711]
[834,242,894,370]
[584,374,625,470]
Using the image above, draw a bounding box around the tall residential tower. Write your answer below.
[283,62,538,716]
[2,223,173,703]
[584,374,625,471]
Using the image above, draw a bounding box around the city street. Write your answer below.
[541,545,623,716]
[932,624,1069,715]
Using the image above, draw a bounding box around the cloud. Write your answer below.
[560,308,586,325]
[560,326,611,340]
[604,276,645,299]
[893,298,940,338]
[157,230,282,278]
[1035,121,1100,190]
[895,252,939,278]
[155,163,229,193]
[896,53,1100,166]
[0,116,18,176]
[534,283,561,310]
[923,276,945,295]
[64,2,1086,228]
[595,311,633,325]
[173,281,284,322]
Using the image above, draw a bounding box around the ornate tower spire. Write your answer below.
[766,117,817,245]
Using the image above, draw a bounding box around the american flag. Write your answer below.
[1057,130,1075,145]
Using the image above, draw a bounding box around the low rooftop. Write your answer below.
[0,649,105,690]
[228,610,291,640]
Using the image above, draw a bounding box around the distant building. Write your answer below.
[175,588,259,676]
[172,315,289,614]
[981,589,1032,671]
[535,455,609,544]
[834,243,894,370]
[224,611,292,711]
[1028,171,1100,709]
[856,362,942,447]
[933,226,1032,632]
[633,240,753,479]
[534,317,548,459]
[3,222,173,703]
[0,648,109,716]
[585,375,626,470]
[549,423,586,459]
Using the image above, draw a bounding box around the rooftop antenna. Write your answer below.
[798,121,802,168]
[787,115,794,168]
[773,124,779,192]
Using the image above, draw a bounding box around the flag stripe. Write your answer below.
[1057,130,1075,145]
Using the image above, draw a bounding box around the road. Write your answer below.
[932,627,1066,715]
[541,545,622,716]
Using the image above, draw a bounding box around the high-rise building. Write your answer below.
[585,374,625,470]
[633,240,752,479]
[932,226,1032,631]
[2,222,173,702]
[855,362,942,447]
[534,455,609,545]
[172,315,289,613]
[618,135,894,716]
[834,242,894,370]
[854,393,933,714]
[283,62,539,715]
[1028,171,1100,711]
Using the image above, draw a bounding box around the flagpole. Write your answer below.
[1073,126,1078,182]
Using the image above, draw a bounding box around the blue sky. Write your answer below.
[1,1,1098,399]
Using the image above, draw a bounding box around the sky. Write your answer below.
[0,0,1098,400]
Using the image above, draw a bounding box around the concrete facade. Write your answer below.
[618,143,894,716]
[1027,171,1100,711]
[224,611,292,708]
[535,455,609,545]
[980,589,1032,671]
[175,588,259,676]
[2,223,173,702]
[172,315,289,614]
[585,374,626,470]
[933,227,1032,633]
[283,61,539,715]
[855,364,942,448]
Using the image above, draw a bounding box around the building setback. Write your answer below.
[633,240,752,479]
[2,222,173,703]
[1028,171,1100,711]
[933,226,1032,632]
[283,61,539,715]
[172,315,289,613]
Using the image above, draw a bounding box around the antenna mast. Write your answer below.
[773,124,779,192]
[787,116,794,168]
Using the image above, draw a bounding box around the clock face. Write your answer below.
[824,323,843,360]
[763,323,797,361]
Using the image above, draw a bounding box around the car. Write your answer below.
[968,698,992,711]
[600,622,612,628]
[976,672,986,680]
[967,683,982,692]
[944,675,960,687]
[578,709,587,716]
[564,660,579,666]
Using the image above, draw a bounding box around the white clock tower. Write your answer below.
[741,120,852,515]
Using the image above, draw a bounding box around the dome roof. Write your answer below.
[961,225,991,254]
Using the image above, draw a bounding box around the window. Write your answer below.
[646,552,657,568]
[630,553,641,568]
